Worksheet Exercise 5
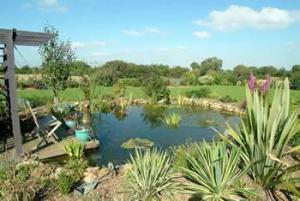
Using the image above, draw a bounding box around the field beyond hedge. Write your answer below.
[17,85,300,107]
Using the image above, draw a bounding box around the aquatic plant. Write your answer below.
[162,112,182,128]
[121,138,154,150]
[221,78,300,199]
[181,141,255,201]
[125,149,178,200]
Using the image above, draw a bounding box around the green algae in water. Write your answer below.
[121,138,154,149]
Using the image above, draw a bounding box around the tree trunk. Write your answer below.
[53,90,59,104]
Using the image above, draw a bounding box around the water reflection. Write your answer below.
[141,105,167,128]
[113,106,127,121]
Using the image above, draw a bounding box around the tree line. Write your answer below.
[15,58,300,89]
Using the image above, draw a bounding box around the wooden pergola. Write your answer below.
[0,28,53,157]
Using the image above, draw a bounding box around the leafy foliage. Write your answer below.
[51,102,79,119]
[64,140,88,179]
[185,87,211,98]
[183,71,198,85]
[125,149,178,200]
[143,76,170,103]
[57,172,75,195]
[221,78,300,198]
[181,141,255,201]
[39,25,75,102]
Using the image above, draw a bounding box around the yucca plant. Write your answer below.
[125,148,178,201]
[221,78,300,198]
[162,112,182,128]
[181,141,255,201]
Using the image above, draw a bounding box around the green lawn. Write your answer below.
[17,85,300,107]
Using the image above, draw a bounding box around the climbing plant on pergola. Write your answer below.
[0,28,53,157]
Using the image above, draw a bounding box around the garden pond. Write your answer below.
[88,105,240,165]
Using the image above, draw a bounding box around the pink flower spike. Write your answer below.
[248,73,256,93]
[261,76,272,95]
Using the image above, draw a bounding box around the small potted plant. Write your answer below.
[64,112,78,129]
[74,126,91,142]
[52,103,80,129]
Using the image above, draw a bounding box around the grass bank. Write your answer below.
[17,85,300,106]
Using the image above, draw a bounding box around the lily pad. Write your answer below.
[121,138,154,150]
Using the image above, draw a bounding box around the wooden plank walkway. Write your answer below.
[0,135,100,161]
[37,137,99,160]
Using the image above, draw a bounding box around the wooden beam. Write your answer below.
[0,29,53,46]
[3,30,23,156]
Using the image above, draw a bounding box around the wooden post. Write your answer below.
[4,30,23,156]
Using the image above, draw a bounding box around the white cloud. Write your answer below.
[157,46,187,52]
[72,41,109,48]
[122,30,144,36]
[122,27,162,36]
[91,52,111,57]
[195,5,300,31]
[193,31,212,38]
[38,0,67,12]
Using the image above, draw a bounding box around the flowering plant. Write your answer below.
[248,73,272,95]
[51,102,79,119]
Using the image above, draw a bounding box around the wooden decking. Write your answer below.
[37,137,99,160]
[0,131,100,161]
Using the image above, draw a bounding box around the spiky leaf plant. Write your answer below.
[125,148,178,201]
[181,141,255,201]
[162,113,182,128]
[221,78,300,198]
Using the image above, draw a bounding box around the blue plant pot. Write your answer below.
[64,120,77,129]
[75,128,90,142]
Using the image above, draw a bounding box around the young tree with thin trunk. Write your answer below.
[39,25,74,103]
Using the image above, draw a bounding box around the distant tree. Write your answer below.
[200,57,223,73]
[291,65,300,90]
[169,66,189,78]
[183,71,198,85]
[69,61,91,76]
[292,65,300,73]
[233,64,251,81]
[39,25,75,103]
[190,62,200,70]
[256,66,277,77]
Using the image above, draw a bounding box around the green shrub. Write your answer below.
[185,87,211,98]
[170,141,200,170]
[20,94,52,107]
[0,159,46,201]
[125,149,177,200]
[221,78,300,199]
[114,79,127,97]
[57,172,75,195]
[181,141,255,200]
[64,140,88,178]
[218,95,236,103]
[120,78,142,87]
[143,76,170,103]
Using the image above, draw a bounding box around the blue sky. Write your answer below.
[1,0,300,69]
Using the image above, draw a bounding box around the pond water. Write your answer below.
[89,105,240,165]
